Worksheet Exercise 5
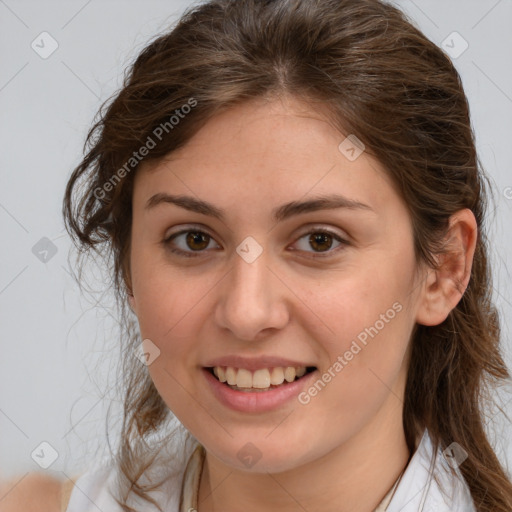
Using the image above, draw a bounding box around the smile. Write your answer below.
[209,365,316,391]
[203,364,318,413]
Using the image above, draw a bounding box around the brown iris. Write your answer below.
[186,232,210,251]
[308,232,333,252]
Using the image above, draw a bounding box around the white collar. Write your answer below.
[386,429,476,511]
[179,430,475,512]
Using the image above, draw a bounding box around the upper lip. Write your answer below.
[203,356,315,372]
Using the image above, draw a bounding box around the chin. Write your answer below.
[204,435,317,474]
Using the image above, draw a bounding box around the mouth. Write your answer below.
[205,365,317,393]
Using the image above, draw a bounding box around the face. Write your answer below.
[128,96,426,473]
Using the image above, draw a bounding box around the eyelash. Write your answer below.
[162,226,349,259]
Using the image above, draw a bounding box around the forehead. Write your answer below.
[133,97,400,218]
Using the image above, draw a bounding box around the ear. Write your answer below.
[128,292,137,313]
[415,208,477,326]
[123,256,136,312]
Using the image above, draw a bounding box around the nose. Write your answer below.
[214,247,290,341]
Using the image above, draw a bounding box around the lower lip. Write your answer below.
[202,368,318,413]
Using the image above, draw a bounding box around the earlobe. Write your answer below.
[128,293,136,312]
[415,209,477,327]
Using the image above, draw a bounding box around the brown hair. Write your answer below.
[63,0,512,510]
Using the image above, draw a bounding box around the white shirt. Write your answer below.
[65,429,476,512]
[386,430,476,512]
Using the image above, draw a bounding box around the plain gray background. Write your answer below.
[1,0,511,482]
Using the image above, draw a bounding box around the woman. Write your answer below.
[21,0,512,510]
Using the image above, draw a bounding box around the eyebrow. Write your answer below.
[144,193,374,223]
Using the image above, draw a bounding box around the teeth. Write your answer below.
[225,367,237,385]
[253,369,271,388]
[217,367,227,383]
[284,367,296,382]
[236,368,252,388]
[211,366,309,389]
[270,367,284,385]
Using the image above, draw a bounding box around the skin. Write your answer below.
[128,95,477,512]
[0,473,63,512]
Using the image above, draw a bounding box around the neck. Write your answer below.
[197,393,411,512]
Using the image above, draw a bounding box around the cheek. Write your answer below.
[297,255,415,411]
[309,297,410,398]
[295,306,412,447]
[300,262,413,358]
[133,272,209,424]
[131,247,216,341]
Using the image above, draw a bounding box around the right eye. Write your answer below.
[163,229,221,258]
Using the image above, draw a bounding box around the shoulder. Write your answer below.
[0,473,63,512]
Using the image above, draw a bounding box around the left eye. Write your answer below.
[293,230,346,255]
[163,228,347,258]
